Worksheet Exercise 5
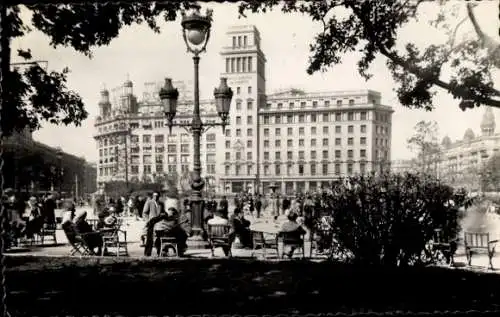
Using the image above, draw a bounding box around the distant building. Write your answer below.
[391,159,418,174]
[94,25,394,195]
[2,130,97,196]
[440,107,500,190]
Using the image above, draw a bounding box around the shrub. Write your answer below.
[316,173,472,267]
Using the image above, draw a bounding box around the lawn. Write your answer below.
[5,256,500,316]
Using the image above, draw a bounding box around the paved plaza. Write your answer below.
[6,206,500,273]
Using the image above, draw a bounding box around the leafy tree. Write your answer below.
[2,2,197,136]
[407,120,442,177]
[481,153,500,191]
[239,1,500,110]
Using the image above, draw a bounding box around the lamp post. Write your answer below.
[160,8,233,240]
[56,148,63,197]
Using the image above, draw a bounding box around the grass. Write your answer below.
[5,255,500,316]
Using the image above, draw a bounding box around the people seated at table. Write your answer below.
[24,196,44,239]
[73,210,103,255]
[153,207,189,256]
[229,207,253,249]
[279,211,306,258]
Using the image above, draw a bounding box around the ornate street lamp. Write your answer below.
[56,147,63,196]
[160,7,233,241]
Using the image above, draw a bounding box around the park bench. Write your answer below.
[278,231,305,259]
[428,229,458,266]
[154,232,178,257]
[207,224,233,257]
[464,231,498,270]
[100,217,128,257]
[251,231,279,259]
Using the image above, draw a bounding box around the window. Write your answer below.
[275,115,281,124]
[300,102,306,108]
[360,163,366,174]
[299,139,305,147]
[322,113,329,122]
[143,135,151,143]
[348,112,354,121]
[237,86,241,94]
[311,127,317,135]
[299,151,305,160]
[247,116,253,124]
[347,163,353,175]
[248,86,252,94]
[348,125,354,133]
[144,165,152,174]
[242,57,247,72]
[243,35,247,46]
[247,152,252,160]
[247,140,253,148]
[311,139,317,147]
[349,99,355,106]
[225,58,230,73]
[155,134,164,143]
[322,138,329,146]
[181,144,189,153]
[336,100,342,106]
[335,150,341,159]
[277,103,283,109]
[311,114,317,122]
[247,128,253,136]
[235,165,241,176]
[247,101,253,110]
[335,164,341,175]
[225,141,231,149]
[361,125,367,133]
[360,149,366,158]
[206,133,216,142]
[236,102,242,110]
[275,164,281,175]
[236,129,241,137]
[297,115,304,123]
[312,101,318,108]
[287,115,293,123]
[264,165,269,175]
[225,152,230,160]
[322,163,328,175]
[287,151,293,160]
[299,127,305,135]
[264,140,269,148]
[287,164,293,175]
[275,128,281,136]
[236,57,241,72]
[275,140,281,147]
[298,164,304,175]
[168,145,177,152]
[248,57,253,71]
[231,59,235,72]
[287,127,293,136]
[225,165,230,175]
[236,116,242,125]
[324,100,330,107]
[264,116,270,124]
[347,149,353,158]
[360,111,367,120]
[360,137,366,145]
[264,128,269,136]
[335,126,341,134]
[264,152,269,160]
[335,113,342,121]
[311,164,317,175]
[287,139,293,147]
[348,137,354,145]
[335,138,341,145]
[311,151,317,160]
[275,152,281,160]
[323,126,329,134]
[289,102,294,109]
[236,152,241,160]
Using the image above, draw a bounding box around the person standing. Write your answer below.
[143,192,163,256]
[254,195,262,219]
[219,196,228,217]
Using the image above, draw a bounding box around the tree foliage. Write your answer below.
[316,173,471,267]
[239,1,500,110]
[2,2,198,136]
[407,120,442,176]
[481,153,500,192]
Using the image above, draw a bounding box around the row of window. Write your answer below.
[98,163,216,177]
[129,153,216,164]
[232,35,249,48]
[264,99,357,109]
[225,149,369,162]
[224,162,370,176]
[225,56,253,73]
[98,133,216,148]
[261,111,384,124]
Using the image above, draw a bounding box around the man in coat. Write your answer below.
[143,192,163,256]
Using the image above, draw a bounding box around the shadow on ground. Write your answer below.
[5,256,500,316]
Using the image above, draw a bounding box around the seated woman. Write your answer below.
[153,207,189,256]
[228,207,253,249]
[279,211,307,258]
[97,206,117,230]
[24,196,44,239]
[73,210,103,255]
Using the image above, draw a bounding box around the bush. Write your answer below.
[316,173,472,267]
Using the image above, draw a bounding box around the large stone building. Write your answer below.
[2,130,97,197]
[94,25,394,195]
[440,107,500,190]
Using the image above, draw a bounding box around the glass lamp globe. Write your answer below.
[187,29,206,45]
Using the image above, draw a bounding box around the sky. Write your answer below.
[11,1,500,163]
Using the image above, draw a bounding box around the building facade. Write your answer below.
[440,107,500,191]
[94,25,394,195]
